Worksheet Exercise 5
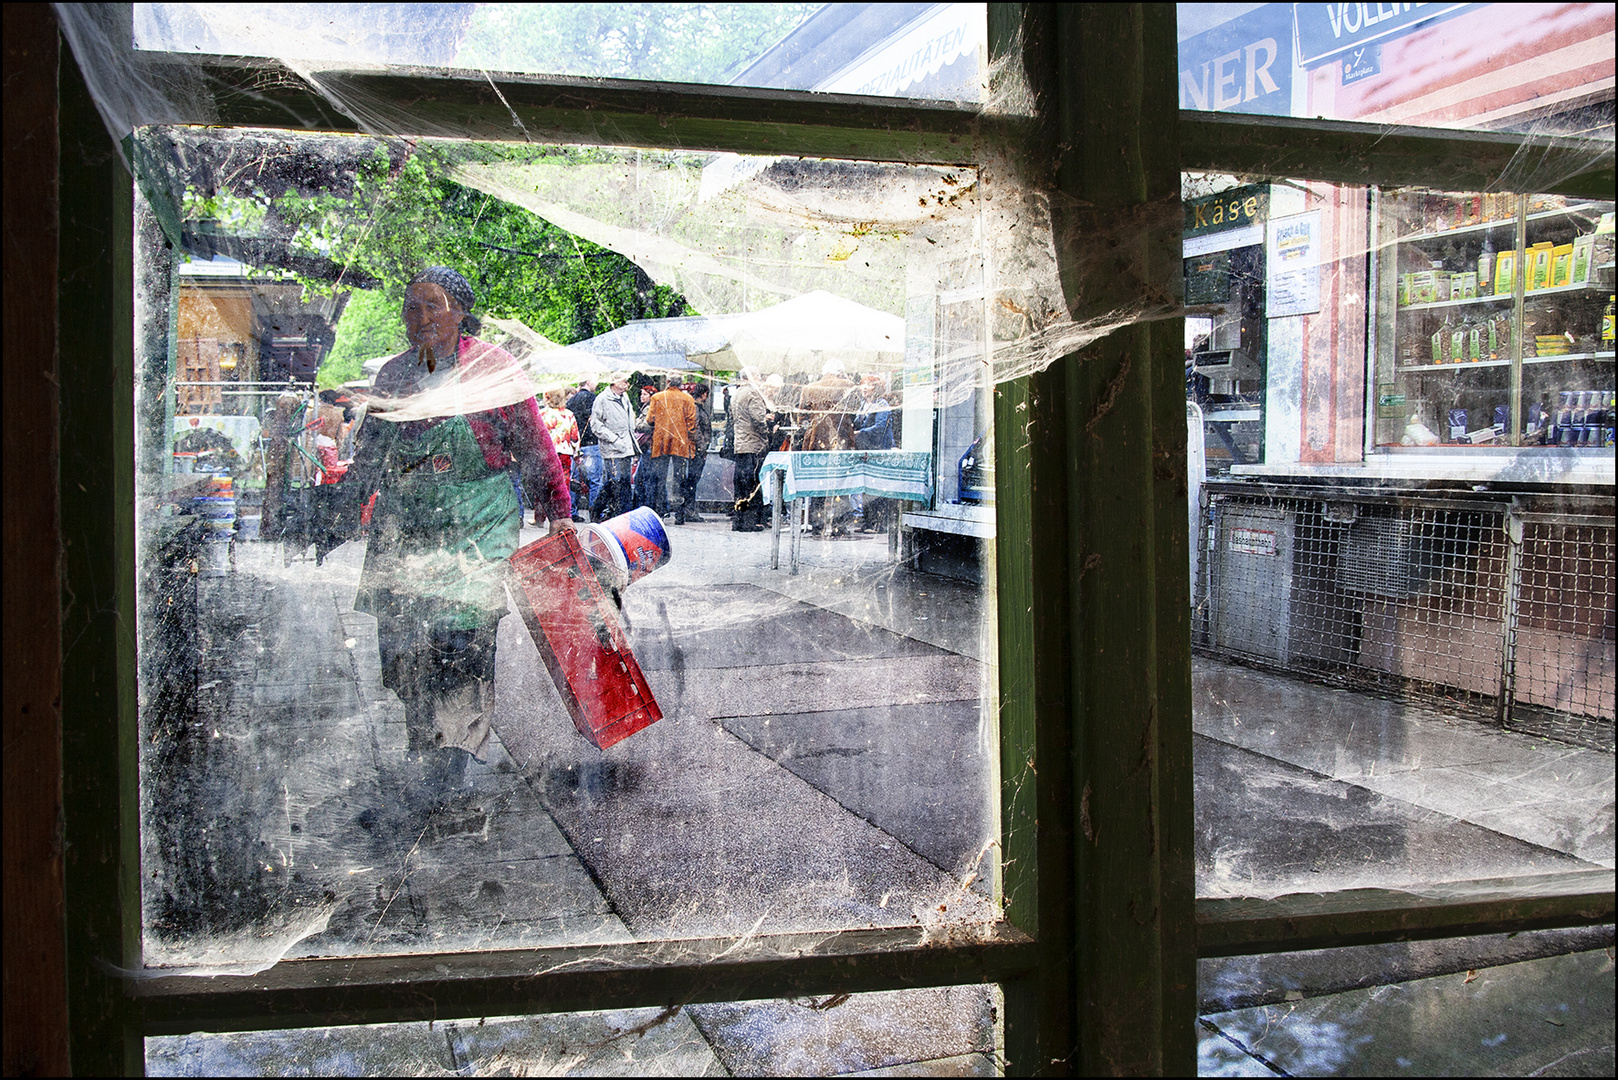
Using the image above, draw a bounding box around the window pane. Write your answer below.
[1198,930,1614,1076]
[134,130,1001,968]
[1186,174,1615,899]
[1177,4,1615,135]
[133,3,987,105]
[145,985,1002,1075]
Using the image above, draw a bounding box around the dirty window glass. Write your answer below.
[134,130,1002,970]
[132,3,988,104]
[1198,930,1614,1076]
[1177,3,1615,136]
[146,984,1002,1076]
[1186,174,1616,900]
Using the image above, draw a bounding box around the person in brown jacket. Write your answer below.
[645,378,698,524]
[797,359,861,451]
[795,359,862,535]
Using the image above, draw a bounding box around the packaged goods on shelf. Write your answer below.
[1570,235,1595,284]
[1551,244,1574,288]
[1494,249,1516,294]
[1593,213,1615,268]
[1527,243,1554,290]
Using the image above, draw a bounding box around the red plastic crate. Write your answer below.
[507,529,663,750]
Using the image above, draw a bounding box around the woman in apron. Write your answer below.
[347,267,571,813]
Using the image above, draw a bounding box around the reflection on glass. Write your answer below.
[1185,174,1615,899]
[1177,3,1614,134]
[1198,932,1614,1076]
[133,3,987,103]
[134,132,1000,969]
[146,986,1002,1076]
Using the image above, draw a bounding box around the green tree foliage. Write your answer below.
[267,146,693,385]
[457,4,822,82]
[318,289,407,388]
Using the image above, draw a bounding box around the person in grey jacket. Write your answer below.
[730,368,776,531]
[590,373,636,520]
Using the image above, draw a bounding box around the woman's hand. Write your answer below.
[546,518,574,536]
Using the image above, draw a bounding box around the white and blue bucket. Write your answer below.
[579,507,671,588]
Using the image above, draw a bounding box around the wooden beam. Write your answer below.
[3,5,70,1072]
[131,926,1037,1036]
[58,21,144,1076]
[184,58,992,165]
[1198,870,1617,958]
[1046,5,1196,1075]
[1182,111,1616,200]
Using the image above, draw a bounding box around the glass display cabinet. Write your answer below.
[1372,190,1615,453]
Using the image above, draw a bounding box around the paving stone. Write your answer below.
[721,701,995,886]
[146,1020,456,1076]
[444,1008,724,1076]
[1200,948,1616,1077]
[687,985,997,1077]
[843,1051,1000,1076]
[1195,735,1589,897]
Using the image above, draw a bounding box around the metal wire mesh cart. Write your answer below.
[1194,481,1616,750]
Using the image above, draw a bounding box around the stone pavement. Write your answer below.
[1199,945,1614,1077]
[142,518,1612,1073]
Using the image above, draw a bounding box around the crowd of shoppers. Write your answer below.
[546,363,900,534]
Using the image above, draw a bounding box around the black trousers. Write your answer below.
[731,452,765,528]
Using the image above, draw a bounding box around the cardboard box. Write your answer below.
[1412,270,1436,304]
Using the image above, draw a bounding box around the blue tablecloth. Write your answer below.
[760,450,933,503]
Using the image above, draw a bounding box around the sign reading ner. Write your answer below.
[1177,5,1292,114]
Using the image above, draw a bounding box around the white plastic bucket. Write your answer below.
[578,507,671,588]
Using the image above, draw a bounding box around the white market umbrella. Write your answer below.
[694,291,905,375]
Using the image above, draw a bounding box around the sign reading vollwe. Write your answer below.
[1294,2,1476,68]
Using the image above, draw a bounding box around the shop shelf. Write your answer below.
[1397,351,1614,373]
[1397,358,1510,372]
[1399,280,1612,313]
[1398,202,1605,244]
[1398,293,1513,313]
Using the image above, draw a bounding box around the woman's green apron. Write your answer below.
[355,412,519,631]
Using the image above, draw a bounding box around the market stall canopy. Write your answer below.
[695,290,906,375]
[572,317,724,373]
[574,292,906,376]
[482,316,623,382]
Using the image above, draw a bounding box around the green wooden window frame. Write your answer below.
[51,4,1614,1075]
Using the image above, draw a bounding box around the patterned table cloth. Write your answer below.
[759,450,933,503]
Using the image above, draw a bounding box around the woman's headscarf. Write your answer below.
[408,266,482,335]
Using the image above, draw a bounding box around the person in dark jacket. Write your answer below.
[853,375,898,531]
[566,380,600,521]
